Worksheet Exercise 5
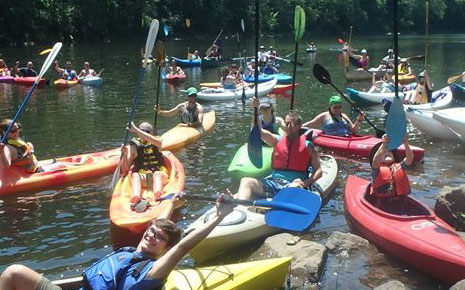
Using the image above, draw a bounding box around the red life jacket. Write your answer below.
[272,134,311,172]
[370,163,410,197]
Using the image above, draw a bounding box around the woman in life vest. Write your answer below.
[369,134,414,198]
[0,192,236,290]
[155,87,204,128]
[404,70,433,105]
[350,49,370,69]
[236,101,322,201]
[220,66,237,90]
[121,122,168,204]
[303,95,364,137]
[255,97,285,135]
[55,60,78,81]
[398,58,413,75]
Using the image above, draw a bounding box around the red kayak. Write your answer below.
[14,77,47,87]
[166,74,185,83]
[310,129,424,163]
[345,175,465,284]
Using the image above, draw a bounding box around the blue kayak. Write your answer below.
[243,73,292,84]
[172,57,201,67]
[79,77,103,87]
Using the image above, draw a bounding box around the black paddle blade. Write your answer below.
[348,56,362,68]
[313,64,331,85]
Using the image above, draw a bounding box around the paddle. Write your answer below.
[205,30,224,57]
[240,19,246,110]
[185,19,191,59]
[39,48,52,56]
[448,73,464,84]
[424,0,429,70]
[1,42,62,144]
[290,5,305,110]
[154,41,166,134]
[247,0,263,168]
[110,19,159,189]
[312,63,385,138]
[386,0,407,150]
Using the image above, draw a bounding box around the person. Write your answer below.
[262,60,279,75]
[155,87,204,128]
[247,59,259,77]
[166,59,184,76]
[307,42,316,51]
[341,42,350,52]
[404,70,433,104]
[0,56,10,76]
[206,44,220,60]
[257,45,268,67]
[190,50,201,61]
[350,49,370,69]
[220,66,237,90]
[235,103,322,201]
[121,122,168,204]
[368,134,413,200]
[378,48,396,70]
[368,71,395,93]
[229,63,242,82]
[0,192,235,290]
[303,95,364,137]
[78,61,103,79]
[398,58,413,75]
[256,97,285,134]
[14,61,37,77]
[55,60,78,81]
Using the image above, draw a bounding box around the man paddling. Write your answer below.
[0,193,235,290]
[155,87,204,128]
[236,101,322,201]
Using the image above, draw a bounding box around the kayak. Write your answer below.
[54,79,79,89]
[228,128,284,179]
[0,76,14,83]
[141,58,154,64]
[450,83,465,100]
[243,73,292,84]
[405,108,460,140]
[343,67,390,81]
[344,175,465,284]
[310,129,425,163]
[0,148,120,196]
[53,257,291,290]
[172,57,201,67]
[165,74,185,83]
[14,77,46,87]
[79,76,103,87]
[160,110,216,151]
[197,78,277,101]
[109,151,185,234]
[347,86,453,110]
[393,73,417,84]
[432,108,465,140]
[186,154,338,264]
[199,82,297,95]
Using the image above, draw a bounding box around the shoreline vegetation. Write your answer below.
[1,0,464,45]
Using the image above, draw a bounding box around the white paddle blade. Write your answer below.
[37,42,62,81]
[241,19,245,32]
[143,19,160,67]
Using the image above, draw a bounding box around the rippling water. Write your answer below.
[1,34,464,288]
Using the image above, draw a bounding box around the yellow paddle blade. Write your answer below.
[185,18,191,28]
[39,48,52,55]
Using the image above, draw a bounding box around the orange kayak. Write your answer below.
[0,148,120,196]
[109,151,185,234]
[54,79,79,89]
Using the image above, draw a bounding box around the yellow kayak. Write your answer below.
[161,111,216,151]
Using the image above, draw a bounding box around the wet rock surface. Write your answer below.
[435,185,465,231]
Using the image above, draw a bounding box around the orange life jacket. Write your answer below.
[272,134,311,172]
[370,163,410,197]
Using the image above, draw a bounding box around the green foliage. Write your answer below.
[0,0,463,45]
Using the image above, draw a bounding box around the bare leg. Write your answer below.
[131,172,143,202]
[152,171,169,199]
[235,177,265,201]
[0,264,42,290]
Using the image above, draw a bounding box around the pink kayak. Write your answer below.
[166,74,186,83]
[0,76,15,83]
[14,77,47,87]
[310,129,424,163]
[345,175,465,284]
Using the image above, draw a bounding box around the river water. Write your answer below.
[1,34,464,289]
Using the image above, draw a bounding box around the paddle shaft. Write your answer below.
[205,30,223,56]
[393,0,399,98]
[290,40,298,110]
[424,0,429,70]
[154,65,162,133]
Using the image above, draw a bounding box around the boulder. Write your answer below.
[450,279,465,290]
[435,185,465,231]
[325,231,369,254]
[373,280,408,290]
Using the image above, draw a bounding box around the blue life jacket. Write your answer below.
[322,116,350,136]
[65,69,76,80]
[80,247,163,290]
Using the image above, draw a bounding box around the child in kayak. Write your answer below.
[0,193,235,290]
[368,134,414,200]
[303,95,364,137]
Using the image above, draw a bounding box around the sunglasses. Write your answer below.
[332,105,342,109]
[147,226,168,242]
[285,122,298,127]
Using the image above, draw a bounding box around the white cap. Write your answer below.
[361,49,367,54]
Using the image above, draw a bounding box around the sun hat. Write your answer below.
[329,95,342,105]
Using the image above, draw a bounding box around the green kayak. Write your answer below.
[227,143,274,179]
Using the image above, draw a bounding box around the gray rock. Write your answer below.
[325,231,369,254]
[374,280,407,290]
[435,185,465,231]
[253,233,327,286]
[450,279,465,290]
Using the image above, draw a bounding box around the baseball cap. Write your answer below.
[361,49,367,54]
[259,98,273,109]
[329,95,342,105]
[185,87,198,97]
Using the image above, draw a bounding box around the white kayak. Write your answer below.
[405,108,460,140]
[347,86,453,110]
[432,108,465,141]
[80,76,103,87]
[185,155,338,264]
[196,78,277,101]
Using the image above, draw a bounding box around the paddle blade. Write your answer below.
[241,18,245,32]
[386,96,407,150]
[313,63,331,84]
[109,162,122,190]
[39,48,52,55]
[265,187,322,231]
[338,38,344,44]
[185,18,191,28]
[143,19,160,65]
[163,25,169,36]
[247,123,263,168]
[407,55,425,61]
[154,41,166,65]
[38,42,62,79]
[294,6,306,42]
